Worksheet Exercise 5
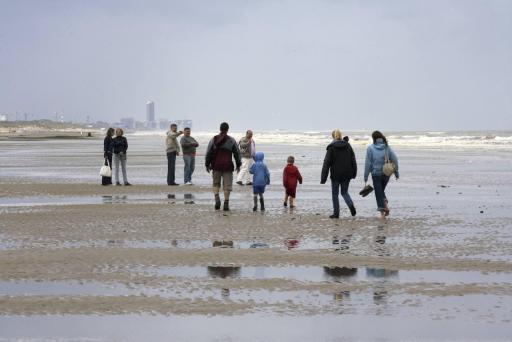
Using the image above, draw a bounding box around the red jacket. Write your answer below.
[283,164,302,189]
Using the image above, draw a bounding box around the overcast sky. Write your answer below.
[0,0,511,131]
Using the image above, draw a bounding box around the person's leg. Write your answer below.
[167,152,173,185]
[381,175,390,215]
[113,154,120,184]
[190,156,195,183]
[340,179,356,216]
[331,180,340,218]
[121,154,128,184]
[212,170,221,210]
[245,158,254,184]
[283,193,288,207]
[253,189,258,211]
[289,195,295,208]
[259,192,265,211]
[372,175,386,216]
[107,154,113,184]
[223,172,233,211]
[237,158,249,183]
[183,155,191,183]
[170,152,177,184]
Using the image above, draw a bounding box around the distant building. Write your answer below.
[146,101,156,128]
[120,117,135,129]
[171,119,193,130]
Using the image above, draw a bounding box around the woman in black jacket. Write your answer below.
[102,128,114,186]
[321,129,357,218]
[112,128,131,186]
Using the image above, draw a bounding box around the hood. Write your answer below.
[254,152,264,162]
[213,132,228,146]
[372,139,386,150]
[327,140,349,150]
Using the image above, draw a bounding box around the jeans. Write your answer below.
[113,153,127,184]
[167,152,177,185]
[372,175,390,211]
[331,179,353,215]
[183,154,195,183]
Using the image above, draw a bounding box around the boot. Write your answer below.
[259,196,265,211]
[253,196,258,212]
[214,194,221,210]
[349,204,356,217]
[223,200,230,211]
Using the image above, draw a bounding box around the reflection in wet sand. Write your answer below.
[207,266,241,278]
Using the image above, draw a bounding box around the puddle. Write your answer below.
[129,265,512,284]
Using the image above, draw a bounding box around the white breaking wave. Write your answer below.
[127,130,512,149]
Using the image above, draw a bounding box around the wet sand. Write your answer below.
[1,136,512,340]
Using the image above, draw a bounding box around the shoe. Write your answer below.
[215,195,221,210]
[246,182,253,185]
[329,214,339,219]
[124,182,131,186]
[253,206,257,212]
[349,205,356,217]
[115,182,121,186]
[223,200,230,211]
[260,198,265,211]
[185,182,193,185]
[236,181,243,185]
[283,202,287,207]
[169,183,179,186]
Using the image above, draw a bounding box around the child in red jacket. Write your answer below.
[283,156,303,208]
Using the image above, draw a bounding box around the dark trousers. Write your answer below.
[101,154,113,185]
[372,175,390,211]
[167,152,177,185]
[331,179,353,215]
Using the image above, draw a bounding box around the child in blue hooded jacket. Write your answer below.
[250,152,270,211]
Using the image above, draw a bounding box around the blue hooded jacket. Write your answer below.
[250,152,270,186]
[364,139,399,182]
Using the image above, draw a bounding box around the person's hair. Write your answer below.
[333,129,342,140]
[170,123,177,128]
[115,128,124,136]
[184,127,190,131]
[287,156,295,164]
[372,130,388,145]
[220,122,229,132]
[106,127,115,137]
[331,130,336,139]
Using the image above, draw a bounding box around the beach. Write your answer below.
[1,131,512,340]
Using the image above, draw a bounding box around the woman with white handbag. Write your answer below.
[101,128,115,186]
[363,131,399,218]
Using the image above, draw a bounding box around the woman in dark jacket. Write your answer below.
[321,129,357,218]
[102,128,115,186]
[112,128,131,186]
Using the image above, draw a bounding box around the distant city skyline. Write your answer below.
[0,1,511,131]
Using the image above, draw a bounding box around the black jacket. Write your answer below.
[104,136,113,154]
[321,140,357,183]
[112,136,128,154]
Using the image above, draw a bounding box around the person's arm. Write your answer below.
[350,146,357,179]
[124,137,128,153]
[297,168,303,184]
[249,163,255,175]
[320,149,331,184]
[265,165,270,185]
[364,147,372,183]
[192,137,199,147]
[205,139,214,171]
[232,139,242,171]
[389,147,399,179]
[283,168,287,187]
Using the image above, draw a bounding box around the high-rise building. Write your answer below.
[146,101,155,122]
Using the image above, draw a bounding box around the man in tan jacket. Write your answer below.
[166,123,182,185]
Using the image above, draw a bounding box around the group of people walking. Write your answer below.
[102,122,399,219]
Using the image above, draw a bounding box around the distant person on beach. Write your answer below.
[321,129,357,218]
[249,152,270,211]
[236,130,255,185]
[112,128,131,186]
[166,123,183,186]
[283,155,303,208]
[102,127,114,186]
[364,130,399,219]
[205,122,242,211]
[180,127,199,185]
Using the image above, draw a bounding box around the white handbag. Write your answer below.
[100,158,112,177]
[382,148,396,177]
